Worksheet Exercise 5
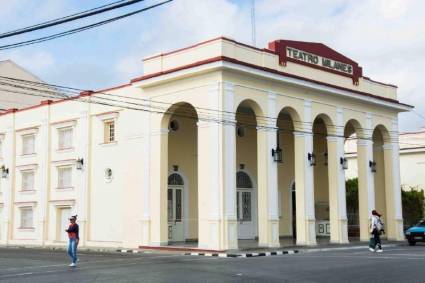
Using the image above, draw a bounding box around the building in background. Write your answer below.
[0,60,58,113]
[346,128,425,191]
[0,37,413,250]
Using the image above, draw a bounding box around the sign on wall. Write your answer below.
[268,40,363,85]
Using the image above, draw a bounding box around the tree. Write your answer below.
[402,188,425,227]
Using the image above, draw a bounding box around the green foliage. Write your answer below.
[402,189,425,227]
[345,178,358,213]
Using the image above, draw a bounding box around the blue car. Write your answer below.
[405,219,425,246]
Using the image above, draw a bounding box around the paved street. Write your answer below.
[0,244,424,282]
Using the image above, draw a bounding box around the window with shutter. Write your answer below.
[104,120,115,143]
[58,166,72,188]
[22,134,35,155]
[20,207,33,228]
[58,127,73,150]
[21,170,35,191]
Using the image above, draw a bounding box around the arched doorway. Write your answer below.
[167,173,185,242]
[236,171,257,239]
[163,102,198,245]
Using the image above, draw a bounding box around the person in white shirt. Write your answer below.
[369,210,384,252]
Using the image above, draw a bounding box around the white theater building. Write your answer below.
[0,37,412,250]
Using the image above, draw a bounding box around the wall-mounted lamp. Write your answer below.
[272,131,283,163]
[308,153,316,166]
[340,157,348,170]
[324,152,328,166]
[369,161,377,173]
[76,158,84,170]
[1,165,9,178]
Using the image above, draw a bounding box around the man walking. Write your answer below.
[65,215,79,267]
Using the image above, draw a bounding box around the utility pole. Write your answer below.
[251,0,256,47]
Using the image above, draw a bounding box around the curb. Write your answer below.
[184,250,299,258]
[116,249,140,254]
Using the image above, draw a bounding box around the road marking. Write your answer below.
[0,254,219,279]
[292,254,425,260]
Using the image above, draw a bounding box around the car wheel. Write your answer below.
[408,240,416,246]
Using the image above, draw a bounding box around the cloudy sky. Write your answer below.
[0,0,424,131]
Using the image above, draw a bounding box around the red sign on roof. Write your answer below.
[268,40,363,85]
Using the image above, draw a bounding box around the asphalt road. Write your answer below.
[0,244,424,283]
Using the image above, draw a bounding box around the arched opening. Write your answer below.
[276,107,300,243]
[343,119,364,240]
[372,125,391,238]
[312,115,332,242]
[164,103,198,244]
[235,99,262,242]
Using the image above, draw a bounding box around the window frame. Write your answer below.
[104,120,116,143]
[21,170,35,191]
[57,126,74,150]
[21,134,36,156]
[57,165,73,189]
[19,206,34,229]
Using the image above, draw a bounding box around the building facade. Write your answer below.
[0,38,412,250]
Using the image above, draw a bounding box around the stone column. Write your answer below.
[197,120,221,250]
[327,107,348,244]
[257,91,280,248]
[149,114,169,246]
[327,135,349,244]
[383,120,404,240]
[357,115,375,241]
[222,82,237,250]
[293,100,316,245]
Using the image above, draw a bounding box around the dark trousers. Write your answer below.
[370,229,382,250]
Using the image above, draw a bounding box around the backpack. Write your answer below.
[375,217,384,232]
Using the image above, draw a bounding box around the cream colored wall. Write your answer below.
[400,151,425,190]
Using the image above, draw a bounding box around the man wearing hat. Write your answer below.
[65,215,79,267]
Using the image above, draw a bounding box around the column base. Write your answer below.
[388,219,405,241]
[330,219,349,244]
[258,220,280,248]
[198,220,221,250]
[224,219,238,250]
[140,219,151,246]
[296,219,317,246]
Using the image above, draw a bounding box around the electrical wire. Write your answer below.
[0,0,130,39]
[2,77,423,148]
[0,0,173,50]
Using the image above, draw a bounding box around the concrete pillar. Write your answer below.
[76,109,90,246]
[38,115,50,246]
[140,109,151,246]
[383,121,404,240]
[197,120,221,250]
[222,82,237,250]
[327,136,349,243]
[149,115,169,246]
[357,132,375,241]
[1,123,15,245]
[293,100,316,245]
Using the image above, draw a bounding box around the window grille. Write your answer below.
[236,171,253,188]
[168,173,184,186]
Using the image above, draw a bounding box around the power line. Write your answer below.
[0,0,173,50]
[0,75,404,138]
[1,77,421,147]
[0,0,131,39]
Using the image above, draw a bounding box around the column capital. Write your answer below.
[151,128,169,136]
[357,138,373,146]
[293,130,313,138]
[326,135,344,142]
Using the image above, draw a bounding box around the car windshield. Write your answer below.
[417,220,425,227]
